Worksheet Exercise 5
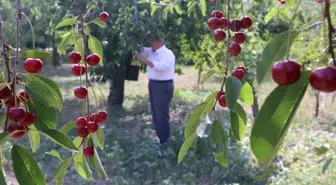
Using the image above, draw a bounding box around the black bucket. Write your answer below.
[126,65,140,81]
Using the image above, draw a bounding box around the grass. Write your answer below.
[3,64,336,185]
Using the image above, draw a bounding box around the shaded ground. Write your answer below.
[3,64,336,185]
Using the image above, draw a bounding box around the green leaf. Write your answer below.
[211,120,228,167]
[184,103,207,140]
[0,73,5,83]
[250,71,310,166]
[24,74,63,112]
[74,153,94,180]
[28,101,57,130]
[59,121,76,135]
[315,144,330,156]
[92,128,105,150]
[20,50,51,61]
[12,145,46,185]
[53,158,72,185]
[73,137,83,148]
[178,132,196,165]
[0,147,7,185]
[74,38,84,59]
[174,4,183,15]
[203,92,217,114]
[256,31,300,84]
[264,8,279,24]
[46,150,63,161]
[28,125,40,153]
[40,129,77,151]
[200,69,217,85]
[322,158,333,174]
[225,76,242,112]
[238,82,254,105]
[88,147,107,179]
[0,133,10,145]
[92,18,107,28]
[55,17,77,29]
[88,35,104,61]
[199,0,207,16]
[230,103,247,141]
[0,112,6,128]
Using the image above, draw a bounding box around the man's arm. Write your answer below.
[136,52,175,71]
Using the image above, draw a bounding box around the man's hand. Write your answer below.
[136,53,154,68]
[135,53,146,62]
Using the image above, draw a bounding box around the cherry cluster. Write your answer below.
[272,60,336,93]
[217,66,247,108]
[207,10,253,57]
[0,85,35,139]
[70,11,109,157]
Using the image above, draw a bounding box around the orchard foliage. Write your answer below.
[0,1,109,184]
[178,0,336,175]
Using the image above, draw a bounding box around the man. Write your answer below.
[135,36,175,146]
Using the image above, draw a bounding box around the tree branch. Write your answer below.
[325,0,336,66]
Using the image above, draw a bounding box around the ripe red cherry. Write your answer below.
[213,29,226,42]
[24,58,43,73]
[229,43,241,56]
[8,107,26,122]
[72,64,86,76]
[76,117,88,128]
[241,17,253,29]
[20,112,35,127]
[272,60,301,86]
[74,87,88,99]
[8,123,26,139]
[208,18,220,30]
[19,90,31,101]
[90,113,99,123]
[280,0,286,4]
[211,10,223,18]
[86,54,100,66]
[235,66,246,73]
[211,0,216,3]
[229,20,243,32]
[88,122,99,133]
[0,85,11,99]
[232,69,245,80]
[68,52,82,64]
[77,127,89,138]
[219,17,229,29]
[234,32,246,44]
[97,110,108,123]
[309,66,336,93]
[218,95,227,108]
[99,12,109,22]
[217,91,225,101]
[83,145,94,157]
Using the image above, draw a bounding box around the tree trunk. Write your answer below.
[251,88,259,118]
[196,67,202,90]
[108,52,133,107]
[52,31,60,67]
[315,91,319,117]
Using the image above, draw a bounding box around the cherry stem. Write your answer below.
[22,13,35,51]
[213,0,231,111]
[13,0,22,109]
[76,4,91,118]
[325,0,336,66]
[285,0,303,60]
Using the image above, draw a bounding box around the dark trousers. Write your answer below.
[148,79,174,144]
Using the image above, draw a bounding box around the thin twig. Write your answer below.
[76,4,91,117]
[13,0,22,108]
[285,0,303,60]
[325,0,336,66]
[212,0,231,111]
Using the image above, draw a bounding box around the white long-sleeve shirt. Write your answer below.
[141,45,175,81]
